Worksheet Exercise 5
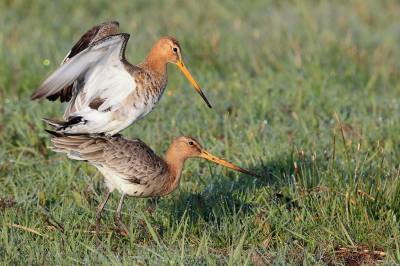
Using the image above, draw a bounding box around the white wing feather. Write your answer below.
[32,34,136,114]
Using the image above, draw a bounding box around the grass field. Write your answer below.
[1,0,400,264]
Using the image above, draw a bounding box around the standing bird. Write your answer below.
[31,21,211,136]
[46,131,260,247]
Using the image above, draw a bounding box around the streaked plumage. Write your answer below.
[31,22,211,136]
[46,131,260,247]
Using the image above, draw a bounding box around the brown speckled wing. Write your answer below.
[46,21,120,103]
[49,134,167,184]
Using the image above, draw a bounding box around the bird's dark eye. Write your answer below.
[188,141,194,146]
[172,47,178,53]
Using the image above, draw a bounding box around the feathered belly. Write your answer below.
[105,95,160,135]
[65,86,163,135]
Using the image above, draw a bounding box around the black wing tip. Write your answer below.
[46,95,59,102]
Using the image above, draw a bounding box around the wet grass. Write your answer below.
[1,0,400,264]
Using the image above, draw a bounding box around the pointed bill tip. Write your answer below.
[176,60,212,108]
[198,90,212,109]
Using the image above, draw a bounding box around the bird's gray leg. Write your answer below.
[116,193,130,236]
[96,191,113,248]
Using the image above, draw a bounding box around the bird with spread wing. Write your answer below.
[31,21,211,136]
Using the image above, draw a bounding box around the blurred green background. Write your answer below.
[1,0,400,264]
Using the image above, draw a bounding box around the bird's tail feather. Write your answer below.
[44,130,90,161]
[41,118,64,128]
[44,129,63,137]
[41,116,87,132]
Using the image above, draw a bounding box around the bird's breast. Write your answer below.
[134,71,167,109]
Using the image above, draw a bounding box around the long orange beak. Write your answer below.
[199,150,261,178]
[176,60,212,108]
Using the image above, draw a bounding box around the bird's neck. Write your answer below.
[163,151,187,195]
[138,50,168,78]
